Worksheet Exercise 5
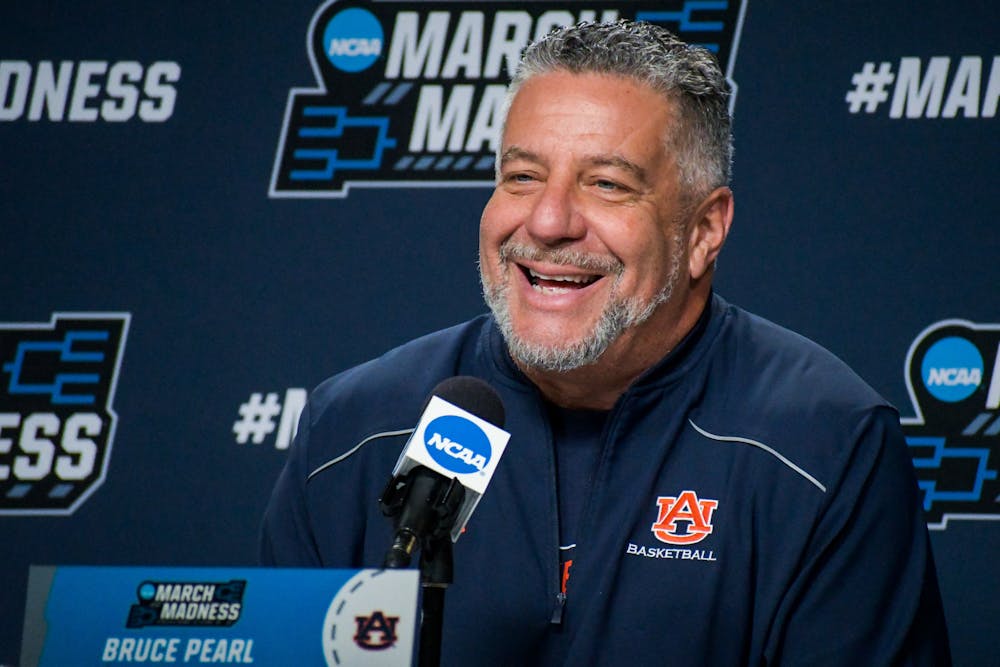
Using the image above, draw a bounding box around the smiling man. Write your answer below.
[262,21,950,666]
[479,63,732,409]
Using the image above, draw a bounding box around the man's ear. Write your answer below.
[687,186,734,280]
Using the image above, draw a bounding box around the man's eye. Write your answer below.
[595,179,623,191]
[504,172,536,185]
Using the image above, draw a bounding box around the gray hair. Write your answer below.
[503,20,733,199]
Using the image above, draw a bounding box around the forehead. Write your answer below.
[503,71,676,160]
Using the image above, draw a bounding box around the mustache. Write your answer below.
[498,240,623,276]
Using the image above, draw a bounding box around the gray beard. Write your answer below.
[480,238,684,373]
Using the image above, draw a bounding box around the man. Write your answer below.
[262,20,950,665]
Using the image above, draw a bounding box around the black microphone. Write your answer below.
[379,376,507,569]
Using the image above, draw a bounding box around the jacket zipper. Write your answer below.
[543,398,565,625]
[550,591,567,624]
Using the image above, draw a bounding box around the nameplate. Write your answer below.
[21,566,418,666]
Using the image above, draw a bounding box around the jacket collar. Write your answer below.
[483,292,728,398]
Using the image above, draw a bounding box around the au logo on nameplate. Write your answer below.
[270,0,748,198]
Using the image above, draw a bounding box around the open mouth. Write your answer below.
[520,265,602,293]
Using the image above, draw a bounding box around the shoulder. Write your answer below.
[712,298,889,415]
[312,316,491,411]
[695,297,902,488]
[301,316,494,465]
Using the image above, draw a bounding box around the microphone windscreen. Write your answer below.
[430,376,505,428]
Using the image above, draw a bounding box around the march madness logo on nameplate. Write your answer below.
[902,320,1000,528]
[127,579,247,628]
[270,0,748,198]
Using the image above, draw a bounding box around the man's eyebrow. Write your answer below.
[499,146,541,167]
[585,154,648,184]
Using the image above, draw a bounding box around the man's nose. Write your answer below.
[523,177,587,246]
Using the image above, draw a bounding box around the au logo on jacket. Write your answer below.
[651,490,719,545]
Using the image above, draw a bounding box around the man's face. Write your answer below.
[479,71,692,372]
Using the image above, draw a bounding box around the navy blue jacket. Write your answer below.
[261,294,950,665]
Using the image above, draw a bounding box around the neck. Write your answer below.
[518,288,710,410]
[522,362,639,411]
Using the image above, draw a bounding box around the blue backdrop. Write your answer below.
[2,2,997,664]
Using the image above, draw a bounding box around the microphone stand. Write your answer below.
[417,536,452,667]
[380,467,465,667]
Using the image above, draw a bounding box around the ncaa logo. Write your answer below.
[921,336,983,402]
[323,7,383,72]
[423,415,491,474]
[903,320,1000,528]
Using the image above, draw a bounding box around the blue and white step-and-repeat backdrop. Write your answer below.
[2,1,997,664]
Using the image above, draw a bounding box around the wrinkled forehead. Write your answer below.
[503,70,682,141]
[498,71,683,172]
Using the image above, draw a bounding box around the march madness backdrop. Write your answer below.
[1,1,997,663]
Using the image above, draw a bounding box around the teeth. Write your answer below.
[528,269,597,285]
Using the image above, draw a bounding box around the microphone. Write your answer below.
[379,376,509,569]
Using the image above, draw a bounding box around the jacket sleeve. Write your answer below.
[763,406,951,666]
[258,399,323,567]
